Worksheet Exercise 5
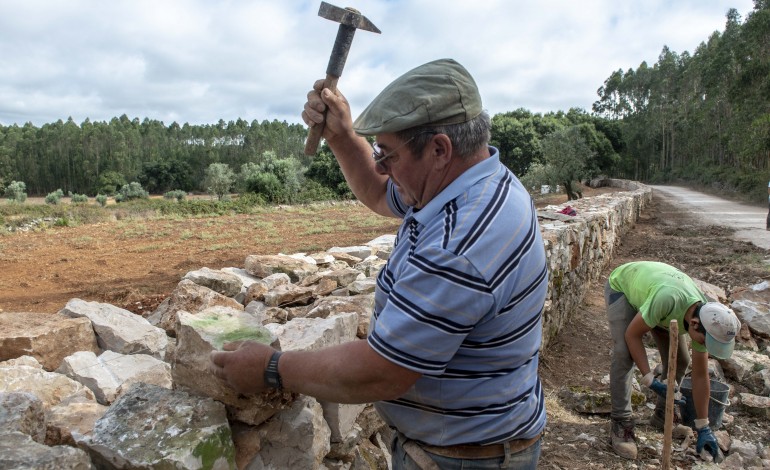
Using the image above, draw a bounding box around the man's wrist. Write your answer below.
[264,351,283,390]
[694,418,710,430]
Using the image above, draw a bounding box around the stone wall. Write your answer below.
[538,179,651,350]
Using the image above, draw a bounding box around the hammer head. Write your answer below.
[318,2,381,34]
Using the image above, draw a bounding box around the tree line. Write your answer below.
[1,2,767,203]
[593,2,770,199]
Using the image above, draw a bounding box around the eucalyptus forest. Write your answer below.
[1,3,768,203]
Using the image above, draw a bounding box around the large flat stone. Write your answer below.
[0,311,98,371]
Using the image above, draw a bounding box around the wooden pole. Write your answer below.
[662,319,679,470]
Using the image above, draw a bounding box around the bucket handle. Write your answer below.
[709,395,730,407]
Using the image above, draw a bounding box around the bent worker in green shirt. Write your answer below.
[605,261,740,461]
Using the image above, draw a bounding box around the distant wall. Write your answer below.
[539,180,651,350]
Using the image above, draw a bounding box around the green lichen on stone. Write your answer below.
[187,312,273,349]
[218,327,272,345]
[192,426,236,470]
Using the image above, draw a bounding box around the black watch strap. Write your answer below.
[264,351,283,390]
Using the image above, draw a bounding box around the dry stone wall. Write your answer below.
[538,179,651,349]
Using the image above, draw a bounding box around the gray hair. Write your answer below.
[397,110,491,160]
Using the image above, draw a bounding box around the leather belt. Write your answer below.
[419,433,542,460]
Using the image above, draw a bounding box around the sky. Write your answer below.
[0,0,756,128]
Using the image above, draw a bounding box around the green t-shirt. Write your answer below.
[609,261,708,353]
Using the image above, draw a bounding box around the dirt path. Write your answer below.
[540,189,770,469]
[651,185,770,250]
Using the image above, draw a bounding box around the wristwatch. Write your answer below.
[264,351,283,390]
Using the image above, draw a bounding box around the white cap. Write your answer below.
[699,302,740,359]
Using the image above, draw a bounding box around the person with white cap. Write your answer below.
[605,261,740,461]
[209,59,549,469]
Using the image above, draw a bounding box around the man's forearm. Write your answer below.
[279,339,420,404]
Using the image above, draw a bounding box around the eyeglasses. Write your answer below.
[371,131,437,168]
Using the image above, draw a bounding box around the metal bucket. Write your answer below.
[678,377,730,430]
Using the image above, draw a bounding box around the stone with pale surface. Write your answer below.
[0,311,98,371]
[183,267,243,297]
[0,363,96,407]
[46,400,107,446]
[149,279,243,335]
[80,383,235,470]
[0,391,46,443]
[0,431,92,470]
[57,350,171,405]
[59,299,167,359]
[172,307,290,426]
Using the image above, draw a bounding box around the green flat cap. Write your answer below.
[352,58,482,136]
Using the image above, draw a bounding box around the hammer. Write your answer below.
[304,2,381,156]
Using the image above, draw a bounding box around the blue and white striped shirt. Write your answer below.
[369,147,548,446]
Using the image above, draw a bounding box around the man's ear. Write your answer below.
[431,134,452,169]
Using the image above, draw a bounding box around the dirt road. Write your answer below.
[651,185,770,249]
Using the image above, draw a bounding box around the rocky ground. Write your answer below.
[539,192,770,469]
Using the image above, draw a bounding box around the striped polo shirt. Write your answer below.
[369,147,548,446]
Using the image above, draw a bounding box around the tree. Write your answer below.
[4,181,27,202]
[204,163,235,200]
[305,143,351,198]
[523,127,595,200]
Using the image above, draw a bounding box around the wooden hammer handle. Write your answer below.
[304,75,340,156]
[662,319,679,470]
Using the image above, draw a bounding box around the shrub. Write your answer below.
[95,194,108,207]
[4,181,27,203]
[45,189,65,205]
[69,192,89,204]
[114,182,149,203]
[163,190,187,202]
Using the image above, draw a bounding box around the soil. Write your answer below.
[2,186,769,468]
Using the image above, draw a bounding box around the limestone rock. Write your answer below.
[252,396,331,470]
[245,273,291,304]
[59,299,167,359]
[0,391,46,443]
[0,363,96,407]
[328,246,373,261]
[244,254,318,282]
[0,431,92,470]
[149,279,244,335]
[328,251,362,267]
[183,267,244,297]
[81,383,235,470]
[720,350,770,383]
[739,393,770,419]
[348,279,377,295]
[731,289,770,339]
[2,355,44,368]
[0,311,98,371]
[57,350,172,405]
[265,313,358,352]
[46,400,108,446]
[321,401,367,443]
[263,284,315,307]
[172,307,290,426]
[308,252,335,266]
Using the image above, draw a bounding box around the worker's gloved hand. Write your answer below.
[642,372,686,406]
[696,425,721,461]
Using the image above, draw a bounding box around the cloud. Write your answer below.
[0,0,755,126]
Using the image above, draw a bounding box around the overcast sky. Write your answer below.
[0,0,755,128]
